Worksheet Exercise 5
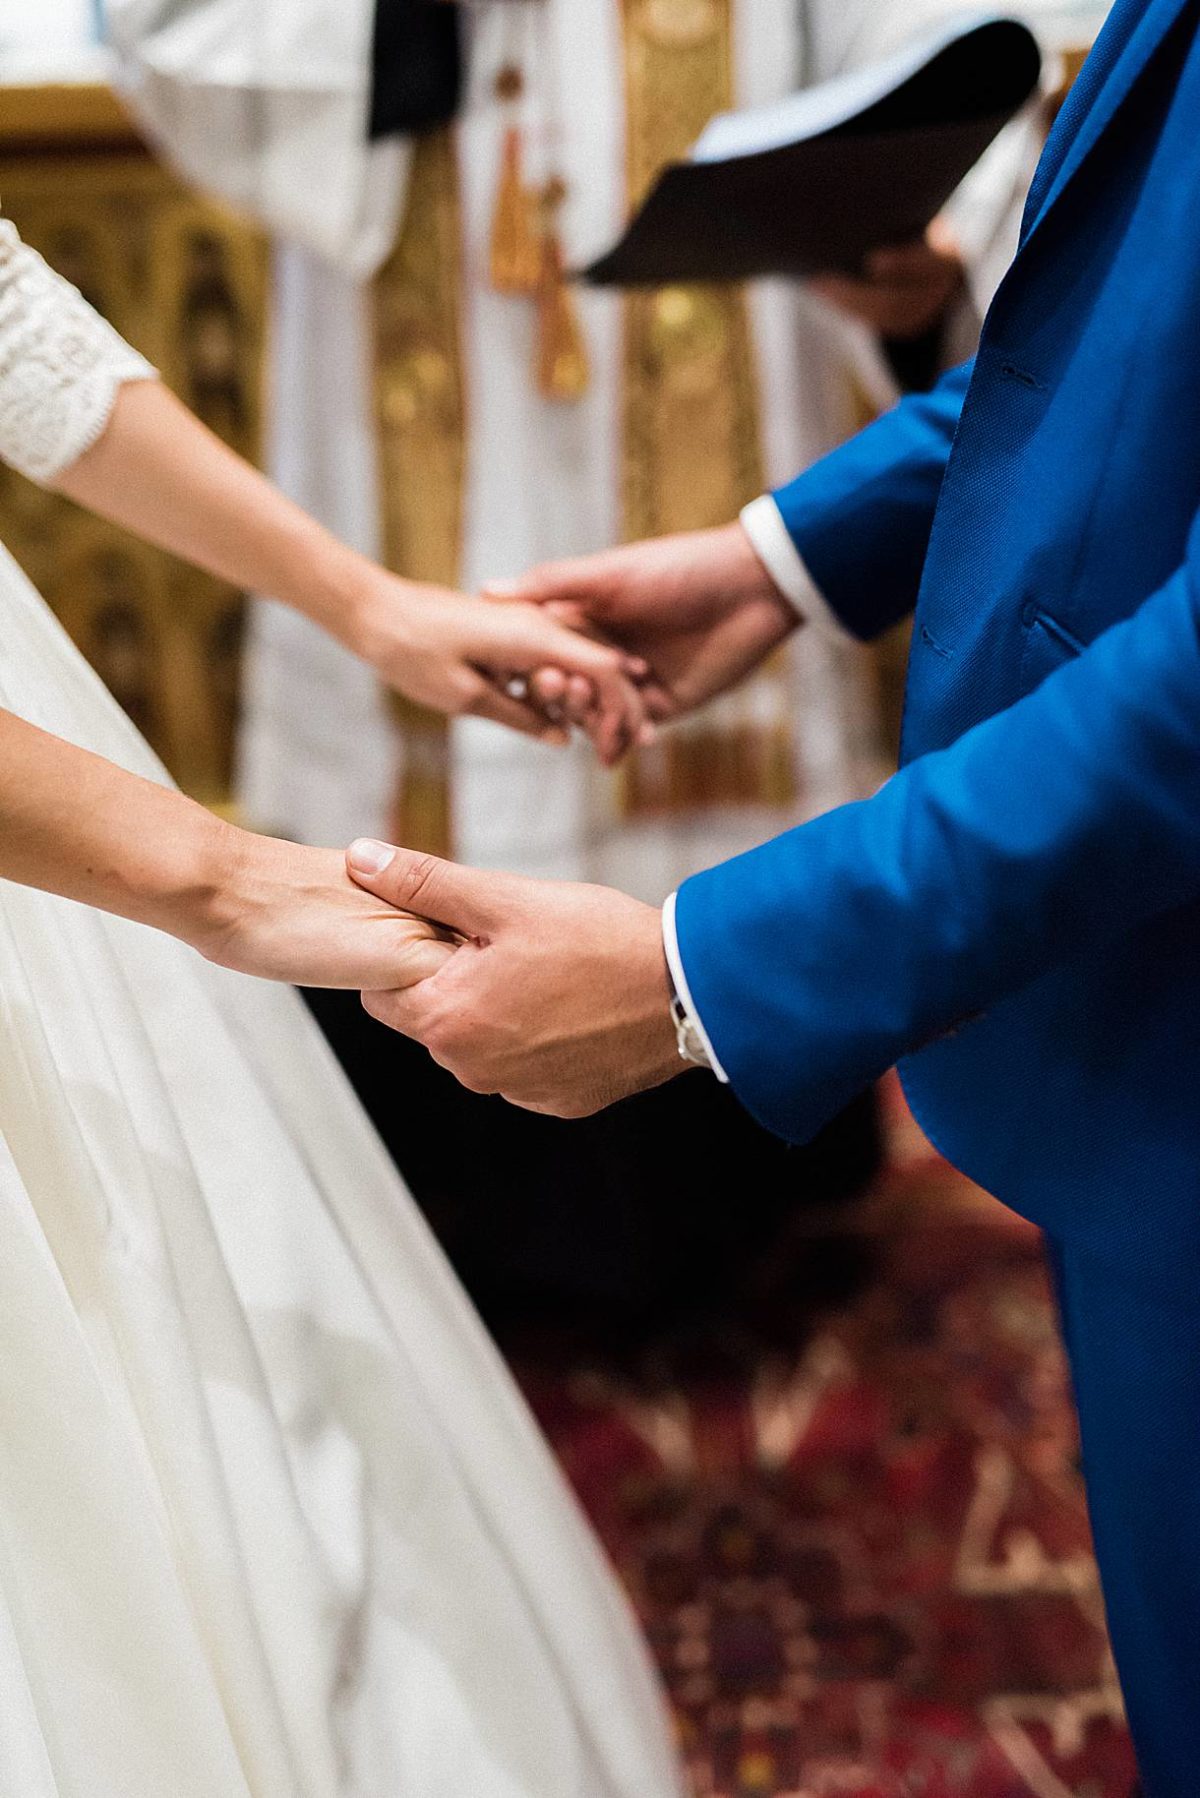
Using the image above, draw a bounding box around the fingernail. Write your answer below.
[348,838,396,875]
[483,580,520,599]
[638,722,658,747]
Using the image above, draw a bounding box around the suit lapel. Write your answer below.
[1021,0,1191,251]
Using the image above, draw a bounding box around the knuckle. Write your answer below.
[598,571,626,614]
[421,1005,462,1063]
[397,853,444,913]
[518,563,558,606]
[542,559,577,592]
[465,683,499,722]
[423,1005,495,1094]
[425,1036,461,1076]
[429,1035,492,1094]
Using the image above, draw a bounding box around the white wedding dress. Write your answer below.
[0,219,683,1798]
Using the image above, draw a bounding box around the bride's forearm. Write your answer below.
[49,379,648,754]
[0,707,458,991]
[0,706,234,944]
[51,381,379,651]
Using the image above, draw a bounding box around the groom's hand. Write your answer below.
[346,838,683,1116]
[485,522,799,727]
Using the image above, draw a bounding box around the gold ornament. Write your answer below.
[536,183,591,402]
[617,0,791,819]
[489,124,542,296]
[372,128,466,857]
[638,0,721,50]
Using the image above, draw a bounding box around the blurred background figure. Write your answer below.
[105,0,1060,1342]
[0,0,105,67]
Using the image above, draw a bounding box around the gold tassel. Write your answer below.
[536,185,591,401]
[489,125,542,295]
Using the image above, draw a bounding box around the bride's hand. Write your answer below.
[190,827,458,991]
[347,572,654,767]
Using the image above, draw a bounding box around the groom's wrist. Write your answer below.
[705,517,793,607]
[739,497,847,638]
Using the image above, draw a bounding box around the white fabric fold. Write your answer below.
[0,209,683,1795]
[107,0,409,277]
[0,526,684,1798]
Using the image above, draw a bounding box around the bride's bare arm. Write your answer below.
[0,216,645,760]
[0,705,454,990]
[54,381,649,761]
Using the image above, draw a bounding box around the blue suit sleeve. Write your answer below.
[773,358,973,639]
[675,517,1200,1143]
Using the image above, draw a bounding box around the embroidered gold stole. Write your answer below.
[372,1,796,854]
[373,131,464,857]
[617,0,796,816]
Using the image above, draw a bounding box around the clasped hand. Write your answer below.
[356,515,796,763]
[204,519,795,1117]
[322,518,798,1118]
[345,839,681,1117]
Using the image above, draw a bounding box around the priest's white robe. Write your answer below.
[111,0,1071,892]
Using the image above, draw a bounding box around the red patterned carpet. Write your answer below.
[516,1105,1137,1798]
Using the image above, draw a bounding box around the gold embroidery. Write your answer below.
[372,128,466,857]
[619,0,795,813]
[489,124,542,296]
[536,180,592,401]
[0,134,268,813]
[620,0,762,540]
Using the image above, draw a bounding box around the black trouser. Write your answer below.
[303,987,882,1346]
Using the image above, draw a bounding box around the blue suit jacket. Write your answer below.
[676,0,1200,1262]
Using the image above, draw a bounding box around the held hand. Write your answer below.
[485,522,798,727]
[189,827,458,991]
[349,573,654,766]
[345,839,683,1116]
[811,218,966,341]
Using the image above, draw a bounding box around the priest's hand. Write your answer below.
[484,522,799,727]
[811,218,966,342]
[345,838,685,1116]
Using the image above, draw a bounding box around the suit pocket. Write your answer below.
[1019,605,1085,694]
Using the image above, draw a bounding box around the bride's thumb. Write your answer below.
[347,840,495,939]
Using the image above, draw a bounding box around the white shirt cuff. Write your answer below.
[662,891,730,1084]
[739,495,849,639]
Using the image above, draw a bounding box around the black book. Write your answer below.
[584,14,1042,287]
[369,0,464,141]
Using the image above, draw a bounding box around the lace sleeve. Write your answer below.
[0,218,157,485]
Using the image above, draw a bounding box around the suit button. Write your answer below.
[1020,599,1038,627]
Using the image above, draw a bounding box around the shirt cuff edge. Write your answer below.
[663,891,730,1085]
[739,494,850,641]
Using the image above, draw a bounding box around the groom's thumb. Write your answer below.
[347,840,495,938]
